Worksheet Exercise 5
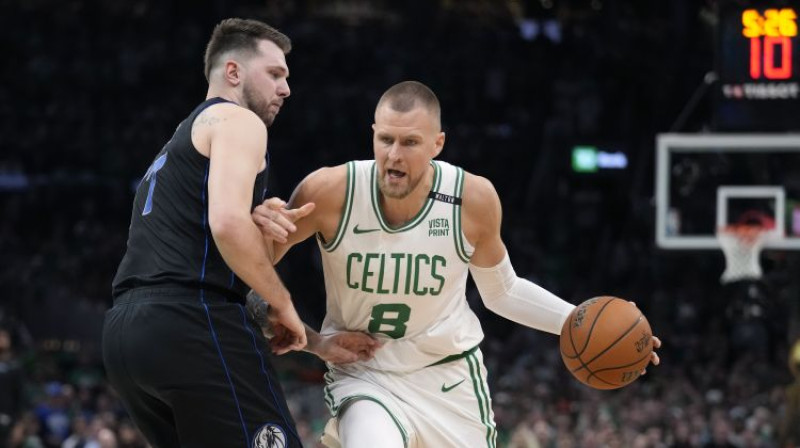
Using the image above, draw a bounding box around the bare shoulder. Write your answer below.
[290,164,349,222]
[301,165,347,195]
[460,171,502,245]
[191,102,265,156]
[461,171,501,216]
[287,163,350,244]
[196,102,262,128]
[293,164,348,204]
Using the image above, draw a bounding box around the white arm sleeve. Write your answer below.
[469,253,575,335]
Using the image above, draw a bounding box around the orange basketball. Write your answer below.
[560,296,653,390]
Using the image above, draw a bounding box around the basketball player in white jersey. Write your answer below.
[255,81,661,448]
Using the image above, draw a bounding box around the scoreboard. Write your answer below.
[715,4,800,131]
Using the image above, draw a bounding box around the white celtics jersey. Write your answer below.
[317,160,484,372]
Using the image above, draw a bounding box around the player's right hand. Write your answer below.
[267,303,307,355]
[309,332,382,364]
[252,197,315,244]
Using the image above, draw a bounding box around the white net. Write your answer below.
[717,226,768,284]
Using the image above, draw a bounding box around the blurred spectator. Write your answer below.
[94,427,117,448]
[33,382,71,447]
[779,340,800,448]
[703,417,737,448]
[61,415,91,448]
[0,327,24,444]
[116,420,147,448]
[8,412,44,448]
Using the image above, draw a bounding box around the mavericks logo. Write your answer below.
[253,423,287,448]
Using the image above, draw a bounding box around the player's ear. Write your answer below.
[223,60,242,86]
[433,131,445,158]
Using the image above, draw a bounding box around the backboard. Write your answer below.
[655,134,800,249]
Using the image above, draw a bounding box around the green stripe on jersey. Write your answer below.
[320,161,355,252]
[452,167,470,263]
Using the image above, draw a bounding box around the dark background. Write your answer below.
[1,0,799,446]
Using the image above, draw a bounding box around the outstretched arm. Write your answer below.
[304,325,381,364]
[463,173,575,335]
[246,290,379,363]
[463,173,660,368]
[252,164,349,264]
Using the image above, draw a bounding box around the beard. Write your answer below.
[377,168,424,200]
[242,82,277,127]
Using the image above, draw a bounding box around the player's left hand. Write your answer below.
[267,302,307,355]
[308,332,382,364]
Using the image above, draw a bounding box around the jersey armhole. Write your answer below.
[452,167,472,263]
[318,161,355,252]
[188,98,236,159]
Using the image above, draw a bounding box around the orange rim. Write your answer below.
[718,224,768,245]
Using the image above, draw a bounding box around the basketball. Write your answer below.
[560,296,653,390]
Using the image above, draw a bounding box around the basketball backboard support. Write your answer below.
[656,134,800,250]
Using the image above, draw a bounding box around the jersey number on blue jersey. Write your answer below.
[141,153,168,216]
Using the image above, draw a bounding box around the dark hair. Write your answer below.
[377,81,441,122]
[203,18,291,81]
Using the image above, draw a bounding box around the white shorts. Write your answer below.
[321,347,497,448]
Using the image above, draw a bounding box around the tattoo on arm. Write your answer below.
[246,290,270,328]
[191,114,227,139]
[196,115,224,127]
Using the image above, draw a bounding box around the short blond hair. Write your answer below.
[377,81,441,125]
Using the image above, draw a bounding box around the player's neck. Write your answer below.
[206,86,242,106]
[379,165,434,226]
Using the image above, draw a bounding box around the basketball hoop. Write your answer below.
[716,211,775,284]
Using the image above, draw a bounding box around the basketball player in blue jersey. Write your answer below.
[103,19,370,448]
[253,81,661,448]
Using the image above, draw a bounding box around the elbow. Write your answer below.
[208,209,249,242]
[479,292,503,313]
[482,300,498,315]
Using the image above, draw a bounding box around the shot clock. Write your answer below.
[715,4,800,131]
